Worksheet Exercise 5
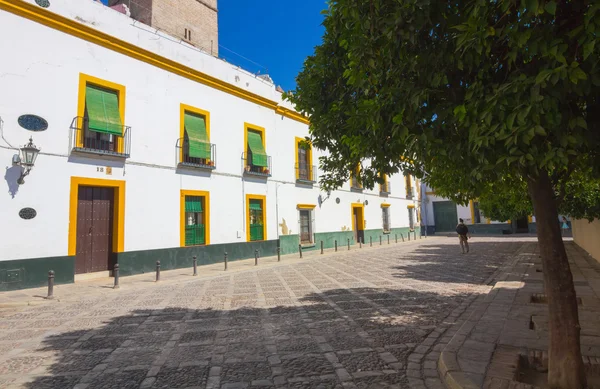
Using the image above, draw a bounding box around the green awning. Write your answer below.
[185,196,203,212]
[184,112,211,159]
[249,201,262,211]
[85,85,123,136]
[247,131,268,167]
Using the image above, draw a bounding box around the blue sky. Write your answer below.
[218,1,327,92]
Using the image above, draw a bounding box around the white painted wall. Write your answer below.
[0,0,420,262]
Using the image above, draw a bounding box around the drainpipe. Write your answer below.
[275,183,280,239]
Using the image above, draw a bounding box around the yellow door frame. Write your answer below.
[246,194,267,242]
[351,203,365,232]
[68,176,126,256]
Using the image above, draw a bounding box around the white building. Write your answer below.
[0,0,421,291]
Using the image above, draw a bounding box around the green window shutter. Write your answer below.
[85,85,123,136]
[247,131,268,167]
[185,196,203,212]
[184,112,211,159]
[249,202,262,211]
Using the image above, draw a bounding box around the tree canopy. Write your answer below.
[286,0,600,209]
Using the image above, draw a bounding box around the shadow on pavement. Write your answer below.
[10,286,479,389]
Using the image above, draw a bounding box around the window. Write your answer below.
[295,137,314,182]
[408,206,415,230]
[247,195,266,241]
[299,210,313,244]
[405,174,413,198]
[180,190,210,247]
[351,164,362,190]
[473,201,482,224]
[380,174,391,194]
[244,123,270,175]
[180,105,212,167]
[76,74,126,155]
[382,206,391,232]
[297,204,316,244]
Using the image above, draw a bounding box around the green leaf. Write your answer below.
[544,1,557,15]
[576,117,588,129]
[527,0,539,13]
[535,69,553,84]
[506,112,516,130]
[584,41,596,60]
[534,125,547,136]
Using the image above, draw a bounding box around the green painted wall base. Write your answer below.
[279,227,421,255]
[118,240,279,276]
[0,256,74,292]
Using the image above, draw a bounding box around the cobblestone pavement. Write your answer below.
[0,237,531,389]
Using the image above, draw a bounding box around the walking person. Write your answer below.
[456,218,470,254]
[561,216,570,237]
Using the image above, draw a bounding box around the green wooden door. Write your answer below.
[433,201,458,232]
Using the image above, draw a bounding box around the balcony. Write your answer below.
[242,152,272,177]
[176,138,216,170]
[295,164,317,184]
[380,182,391,196]
[70,116,130,158]
[350,176,363,192]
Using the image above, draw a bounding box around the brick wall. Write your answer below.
[151,0,218,56]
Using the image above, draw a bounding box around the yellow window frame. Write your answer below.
[180,190,210,247]
[180,104,211,163]
[294,137,313,180]
[246,194,267,242]
[349,163,362,189]
[77,73,126,153]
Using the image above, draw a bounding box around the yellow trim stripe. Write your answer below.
[381,203,391,208]
[68,177,126,256]
[297,204,316,209]
[0,0,309,124]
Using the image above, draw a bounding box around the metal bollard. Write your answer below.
[347,238,350,250]
[359,237,362,249]
[113,264,120,289]
[414,231,417,240]
[388,235,390,245]
[408,232,411,241]
[401,233,405,242]
[299,244,303,258]
[395,234,398,243]
[320,241,324,254]
[380,236,382,245]
[370,236,372,247]
[224,252,228,271]
[47,270,55,299]
[255,249,258,266]
[193,255,198,276]
[155,261,161,282]
[277,247,281,262]
[335,240,338,252]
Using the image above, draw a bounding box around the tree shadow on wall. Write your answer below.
[5,286,484,389]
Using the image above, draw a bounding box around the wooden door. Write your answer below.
[432,201,458,232]
[76,186,114,274]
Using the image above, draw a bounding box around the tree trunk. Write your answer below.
[527,171,586,388]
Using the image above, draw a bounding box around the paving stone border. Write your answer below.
[438,241,600,389]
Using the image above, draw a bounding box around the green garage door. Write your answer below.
[433,201,458,232]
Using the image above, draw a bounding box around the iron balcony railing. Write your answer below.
[380,182,391,195]
[242,152,272,177]
[175,138,217,170]
[295,164,317,183]
[70,116,131,158]
[185,224,206,246]
[249,223,264,241]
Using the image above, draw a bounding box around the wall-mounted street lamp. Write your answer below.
[13,137,41,184]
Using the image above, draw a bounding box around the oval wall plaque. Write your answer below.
[19,208,37,220]
[18,115,48,132]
